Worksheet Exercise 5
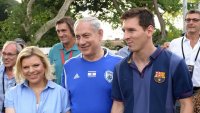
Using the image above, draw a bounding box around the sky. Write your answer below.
[15,0,21,3]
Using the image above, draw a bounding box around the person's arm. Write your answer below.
[179,97,193,113]
[5,108,15,113]
[66,111,70,113]
[111,100,124,113]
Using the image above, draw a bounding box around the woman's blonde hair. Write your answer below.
[15,46,55,83]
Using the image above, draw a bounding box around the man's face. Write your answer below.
[56,23,74,45]
[2,44,18,68]
[122,17,151,52]
[74,21,103,58]
[185,13,200,33]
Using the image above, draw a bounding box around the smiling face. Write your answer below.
[56,23,74,45]
[21,55,46,86]
[185,13,200,34]
[2,43,18,68]
[74,21,103,59]
[122,17,151,52]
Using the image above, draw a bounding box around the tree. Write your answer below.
[153,0,166,39]
[33,0,74,43]
[1,0,198,47]
[0,0,74,46]
[0,0,19,46]
[0,0,19,21]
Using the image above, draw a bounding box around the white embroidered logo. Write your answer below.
[74,73,80,79]
[104,70,113,83]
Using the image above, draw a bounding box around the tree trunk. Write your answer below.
[23,0,35,34]
[152,0,166,39]
[27,0,35,22]
[33,0,75,44]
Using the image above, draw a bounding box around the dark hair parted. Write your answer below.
[121,7,155,30]
[56,16,75,37]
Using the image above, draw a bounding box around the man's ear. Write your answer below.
[98,29,104,40]
[146,25,154,37]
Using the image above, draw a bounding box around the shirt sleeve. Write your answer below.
[172,59,193,99]
[61,88,70,113]
[112,65,123,101]
[4,87,15,108]
[48,48,54,64]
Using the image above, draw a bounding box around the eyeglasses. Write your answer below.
[185,18,200,23]
[2,52,18,57]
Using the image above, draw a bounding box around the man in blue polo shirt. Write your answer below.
[111,8,193,113]
[48,17,80,85]
[61,17,122,113]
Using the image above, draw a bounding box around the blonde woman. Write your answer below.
[4,46,70,113]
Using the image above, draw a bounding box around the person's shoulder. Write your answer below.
[0,64,5,71]
[170,37,183,44]
[49,81,67,92]
[103,48,123,59]
[162,48,183,62]
[48,43,62,56]
[115,55,129,67]
[107,52,123,60]
[50,43,63,50]
[6,85,21,95]
[116,46,130,58]
[64,54,82,65]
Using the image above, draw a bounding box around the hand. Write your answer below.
[161,42,170,49]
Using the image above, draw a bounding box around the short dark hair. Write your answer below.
[56,16,75,37]
[186,9,200,17]
[121,7,155,30]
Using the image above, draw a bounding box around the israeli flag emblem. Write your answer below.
[104,70,113,83]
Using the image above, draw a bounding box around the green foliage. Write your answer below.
[153,25,182,46]
[0,2,26,46]
[0,0,59,46]
[37,28,59,47]
[1,0,199,47]
[165,20,182,41]
[188,2,199,9]
[103,40,115,50]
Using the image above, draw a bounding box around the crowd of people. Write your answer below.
[0,7,199,113]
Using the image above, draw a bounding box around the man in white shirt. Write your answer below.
[169,9,200,93]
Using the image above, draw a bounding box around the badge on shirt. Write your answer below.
[187,65,194,76]
[104,70,113,83]
[88,71,96,77]
[154,71,166,83]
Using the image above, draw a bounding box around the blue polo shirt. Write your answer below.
[112,47,193,113]
[48,43,80,85]
[4,80,70,113]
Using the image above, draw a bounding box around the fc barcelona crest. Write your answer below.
[104,70,113,83]
[154,71,166,83]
